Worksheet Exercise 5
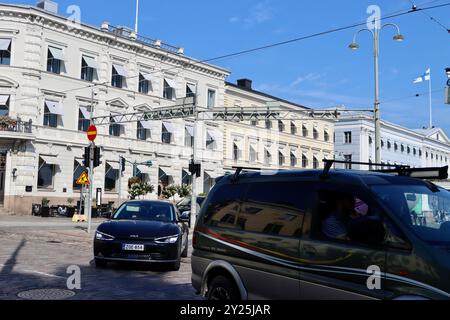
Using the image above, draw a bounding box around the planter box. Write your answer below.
[41,206,50,218]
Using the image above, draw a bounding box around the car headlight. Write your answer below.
[154,234,179,244]
[95,231,115,241]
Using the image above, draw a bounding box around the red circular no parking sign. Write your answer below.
[87,125,97,142]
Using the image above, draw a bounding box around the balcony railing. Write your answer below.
[0,118,32,134]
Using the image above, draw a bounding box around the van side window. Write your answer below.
[242,181,311,237]
[317,190,385,246]
[203,183,249,228]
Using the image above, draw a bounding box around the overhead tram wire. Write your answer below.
[408,0,450,32]
[11,1,450,105]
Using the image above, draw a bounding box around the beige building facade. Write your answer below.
[223,80,335,173]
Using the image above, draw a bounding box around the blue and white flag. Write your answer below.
[413,68,431,83]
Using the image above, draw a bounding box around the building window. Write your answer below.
[78,106,91,132]
[203,172,215,194]
[302,154,308,168]
[138,73,150,94]
[407,146,411,154]
[401,145,405,153]
[265,120,272,129]
[109,115,122,137]
[313,157,319,169]
[291,122,297,135]
[81,55,96,82]
[104,163,119,192]
[251,120,259,127]
[387,141,392,150]
[313,128,319,140]
[290,153,297,167]
[207,89,216,109]
[137,121,149,141]
[47,47,63,74]
[394,143,399,152]
[419,149,422,157]
[182,169,192,186]
[161,122,173,144]
[278,120,285,132]
[112,64,126,88]
[206,130,218,150]
[0,39,11,65]
[185,126,194,147]
[73,160,85,190]
[0,95,10,116]
[381,140,385,149]
[302,125,308,137]
[38,157,56,189]
[369,136,373,145]
[249,146,257,162]
[324,131,330,142]
[186,83,196,98]
[163,79,176,100]
[43,101,62,128]
[344,154,352,169]
[233,143,242,161]
[278,151,285,166]
[344,131,352,144]
[264,149,272,165]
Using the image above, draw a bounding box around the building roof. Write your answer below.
[225,81,310,110]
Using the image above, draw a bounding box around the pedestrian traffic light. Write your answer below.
[83,146,90,167]
[120,157,126,172]
[189,160,201,178]
[93,146,102,168]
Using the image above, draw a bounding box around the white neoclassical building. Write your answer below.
[334,112,450,188]
[0,2,229,214]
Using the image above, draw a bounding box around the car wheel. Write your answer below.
[170,257,181,271]
[207,275,240,301]
[181,233,189,258]
[94,258,107,268]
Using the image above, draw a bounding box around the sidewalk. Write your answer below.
[0,215,106,229]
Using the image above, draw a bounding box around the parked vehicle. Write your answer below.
[94,200,189,271]
[191,162,450,300]
[177,196,206,227]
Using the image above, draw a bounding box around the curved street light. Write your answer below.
[349,23,404,164]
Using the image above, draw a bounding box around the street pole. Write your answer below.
[373,28,381,164]
[118,156,122,205]
[429,68,433,129]
[87,88,95,234]
[190,89,199,225]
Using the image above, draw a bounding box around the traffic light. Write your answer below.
[120,157,126,172]
[93,146,102,168]
[83,146,90,167]
[189,160,201,178]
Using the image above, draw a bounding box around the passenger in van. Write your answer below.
[322,195,356,240]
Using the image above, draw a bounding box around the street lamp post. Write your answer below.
[349,24,404,164]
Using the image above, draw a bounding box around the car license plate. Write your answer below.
[122,244,145,252]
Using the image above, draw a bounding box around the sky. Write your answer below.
[6,0,450,133]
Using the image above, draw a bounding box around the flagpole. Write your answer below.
[429,67,433,129]
[135,0,139,34]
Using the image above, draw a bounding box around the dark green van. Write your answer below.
[191,165,450,300]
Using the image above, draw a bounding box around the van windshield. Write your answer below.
[371,184,450,244]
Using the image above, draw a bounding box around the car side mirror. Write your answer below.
[179,211,190,223]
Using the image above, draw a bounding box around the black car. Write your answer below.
[94,200,189,271]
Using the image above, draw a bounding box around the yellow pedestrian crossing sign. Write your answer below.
[76,171,90,185]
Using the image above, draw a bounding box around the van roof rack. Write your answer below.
[231,166,286,183]
[322,159,448,180]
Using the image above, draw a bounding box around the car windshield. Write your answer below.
[177,198,191,206]
[371,184,450,244]
[112,202,175,223]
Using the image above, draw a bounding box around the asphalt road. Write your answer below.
[0,216,201,300]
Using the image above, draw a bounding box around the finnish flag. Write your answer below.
[413,68,431,83]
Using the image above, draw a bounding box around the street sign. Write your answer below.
[76,171,90,185]
[87,125,97,141]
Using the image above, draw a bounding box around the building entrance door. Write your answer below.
[0,153,6,205]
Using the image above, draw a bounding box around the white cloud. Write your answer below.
[230,1,274,26]
[290,73,322,87]
[229,17,239,23]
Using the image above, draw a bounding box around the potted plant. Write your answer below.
[41,197,50,217]
[176,184,192,199]
[128,180,155,200]
[161,185,177,202]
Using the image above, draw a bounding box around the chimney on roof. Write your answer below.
[237,79,252,90]
[37,0,58,14]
